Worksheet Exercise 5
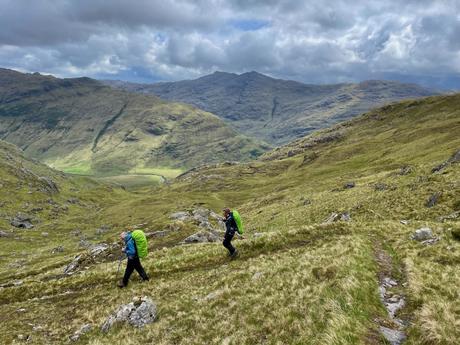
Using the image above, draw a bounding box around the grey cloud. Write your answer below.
[0,0,458,89]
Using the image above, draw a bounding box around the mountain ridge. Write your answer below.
[0,68,270,177]
[103,71,440,144]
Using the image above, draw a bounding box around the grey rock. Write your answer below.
[64,255,82,274]
[438,211,460,222]
[89,243,109,256]
[383,277,398,287]
[38,176,59,194]
[11,213,34,229]
[253,232,265,238]
[70,324,91,342]
[101,296,157,333]
[324,212,340,223]
[412,227,433,241]
[432,149,460,173]
[67,198,80,204]
[51,246,64,254]
[343,182,355,189]
[203,290,223,301]
[41,232,49,237]
[170,211,191,221]
[340,212,351,221]
[426,192,442,208]
[386,299,405,318]
[398,165,413,175]
[79,239,91,248]
[400,220,410,225]
[184,231,220,243]
[95,225,110,235]
[0,230,10,237]
[380,326,406,345]
[252,272,264,281]
[421,237,439,245]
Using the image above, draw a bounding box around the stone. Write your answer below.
[400,220,409,225]
[203,290,223,301]
[438,211,460,222]
[67,198,80,204]
[374,183,389,191]
[340,212,351,221]
[343,182,355,189]
[412,227,433,241]
[70,324,92,342]
[380,326,406,345]
[324,212,340,223]
[41,232,49,237]
[432,149,460,173]
[51,246,64,254]
[426,192,442,208]
[184,231,220,243]
[398,165,413,175]
[383,277,398,287]
[38,176,59,194]
[64,255,83,274]
[421,237,439,246]
[0,230,10,237]
[253,232,265,238]
[170,211,191,221]
[89,243,109,256]
[252,272,264,281]
[11,213,34,229]
[101,296,157,333]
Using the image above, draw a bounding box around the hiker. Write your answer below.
[222,208,239,258]
[118,231,149,288]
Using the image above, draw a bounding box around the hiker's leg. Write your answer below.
[122,258,135,286]
[133,257,149,281]
[223,231,235,255]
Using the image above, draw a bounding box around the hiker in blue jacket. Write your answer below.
[222,208,239,258]
[118,231,149,288]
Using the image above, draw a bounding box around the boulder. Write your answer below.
[170,211,191,221]
[51,246,64,254]
[38,176,59,194]
[343,182,355,189]
[426,192,442,208]
[10,212,34,229]
[184,231,220,243]
[101,296,157,333]
[380,326,406,345]
[412,227,433,241]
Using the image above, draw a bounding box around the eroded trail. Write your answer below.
[374,240,409,345]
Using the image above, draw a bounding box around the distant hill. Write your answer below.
[103,71,439,144]
[0,68,270,176]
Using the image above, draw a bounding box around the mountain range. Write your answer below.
[103,71,439,144]
[0,68,269,177]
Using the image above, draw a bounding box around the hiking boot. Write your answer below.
[117,280,126,288]
[230,250,239,259]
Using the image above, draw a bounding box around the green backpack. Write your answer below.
[131,229,148,259]
[232,210,244,235]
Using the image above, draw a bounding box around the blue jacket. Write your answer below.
[124,232,137,258]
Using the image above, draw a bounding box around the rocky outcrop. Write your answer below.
[63,242,120,274]
[10,212,34,229]
[425,192,442,208]
[101,296,157,333]
[323,212,351,223]
[69,324,91,342]
[184,231,221,243]
[432,149,460,173]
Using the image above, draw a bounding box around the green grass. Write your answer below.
[0,93,459,344]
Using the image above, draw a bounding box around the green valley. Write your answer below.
[0,93,458,344]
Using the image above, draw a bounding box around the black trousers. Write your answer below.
[223,231,236,255]
[123,256,149,285]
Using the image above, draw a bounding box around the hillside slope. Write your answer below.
[0,68,269,176]
[0,94,459,345]
[104,71,438,144]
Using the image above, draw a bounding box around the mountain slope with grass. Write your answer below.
[0,68,269,177]
[103,71,438,144]
[0,93,459,345]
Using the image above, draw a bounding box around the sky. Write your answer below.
[0,0,459,89]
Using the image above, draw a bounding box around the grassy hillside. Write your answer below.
[104,71,438,145]
[0,68,269,178]
[0,94,459,345]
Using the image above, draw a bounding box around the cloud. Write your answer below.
[0,0,459,89]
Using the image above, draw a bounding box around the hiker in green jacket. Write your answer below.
[222,208,239,258]
[118,231,149,288]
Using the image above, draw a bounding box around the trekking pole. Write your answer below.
[116,255,124,281]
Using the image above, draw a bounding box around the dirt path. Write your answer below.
[374,241,409,345]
